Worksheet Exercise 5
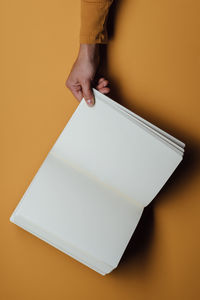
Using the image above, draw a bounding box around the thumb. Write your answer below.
[82,80,95,107]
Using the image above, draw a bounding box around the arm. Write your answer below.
[80,0,114,44]
[66,0,113,107]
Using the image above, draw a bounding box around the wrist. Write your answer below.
[78,44,99,61]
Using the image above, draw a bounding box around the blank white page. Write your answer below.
[10,152,143,272]
[50,89,183,207]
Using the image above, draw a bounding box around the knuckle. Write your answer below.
[84,96,90,100]
[65,80,71,89]
[83,88,93,100]
[82,78,90,86]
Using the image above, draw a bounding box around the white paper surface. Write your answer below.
[50,89,184,207]
[10,153,143,274]
[10,88,184,275]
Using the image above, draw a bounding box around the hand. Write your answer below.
[65,44,110,107]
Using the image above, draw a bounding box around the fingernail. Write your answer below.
[87,99,94,106]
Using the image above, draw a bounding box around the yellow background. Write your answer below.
[1,1,200,299]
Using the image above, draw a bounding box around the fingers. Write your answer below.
[97,78,109,88]
[66,76,110,107]
[66,79,95,107]
[65,80,83,102]
[82,80,95,107]
[96,78,110,94]
[98,77,105,84]
[98,87,110,94]
[70,88,83,103]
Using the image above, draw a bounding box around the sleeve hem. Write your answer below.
[80,34,108,44]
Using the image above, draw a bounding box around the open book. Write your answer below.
[10,89,185,275]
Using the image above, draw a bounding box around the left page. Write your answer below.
[10,151,144,274]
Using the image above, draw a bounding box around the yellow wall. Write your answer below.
[1,1,200,299]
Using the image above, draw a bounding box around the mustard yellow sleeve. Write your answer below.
[80,0,114,44]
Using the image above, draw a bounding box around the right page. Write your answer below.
[50,89,184,207]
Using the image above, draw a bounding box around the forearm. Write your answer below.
[66,2,112,106]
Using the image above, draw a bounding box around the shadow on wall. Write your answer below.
[99,0,200,275]
[113,141,200,274]
[116,203,155,273]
